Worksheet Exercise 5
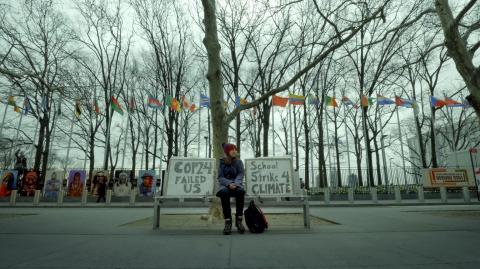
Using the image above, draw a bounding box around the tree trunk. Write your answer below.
[362,107,374,186]
[415,115,427,168]
[303,102,310,189]
[262,102,270,157]
[373,136,382,186]
[333,112,342,187]
[435,0,480,121]
[430,107,438,167]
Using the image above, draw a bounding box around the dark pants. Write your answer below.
[216,188,245,220]
[96,194,106,203]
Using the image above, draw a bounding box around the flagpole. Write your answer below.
[197,103,201,158]
[179,109,184,157]
[361,97,370,187]
[121,113,129,169]
[103,112,111,171]
[395,107,408,187]
[378,108,389,187]
[344,105,352,181]
[272,106,275,157]
[63,115,75,178]
[325,105,332,187]
[289,104,293,159]
[309,104,314,187]
[158,104,165,181]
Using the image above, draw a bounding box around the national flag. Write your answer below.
[128,96,136,111]
[171,97,181,112]
[189,104,196,113]
[110,96,124,115]
[200,94,210,108]
[235,96,248,107]
[361,95,374,107]
[341,96,354,106]
[182,96,190,109]
[395,96,414,108]
[377,95,395,105]
[272,95,288,107]
[147,95,161,109]
[430,96,447,107]
[166,95,173,107]
[288,94,305,106]
[93,99,100,114]
[75,99,82,118]
[7,95,16,106]
[308,95,320,106]
[444,97,464,107]
[325,96,338,107]
[22,98,31,115]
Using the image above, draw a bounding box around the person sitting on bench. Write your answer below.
[216,143,246,235]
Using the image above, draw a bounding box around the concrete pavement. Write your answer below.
[1,205,480,268]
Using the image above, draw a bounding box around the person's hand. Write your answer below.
[228,183,236,190]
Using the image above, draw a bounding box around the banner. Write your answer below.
[164,157,215,196]
[138,170,156,197]
[113,170,133,197]
[20,170,38,196]
[244,157,297,196]
[423,168,476,187]
[67,170,86,197]
[91,171,109,196]
[43,170,62,199]
[0,170,18,197]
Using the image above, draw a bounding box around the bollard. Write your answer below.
[417,186,425,203]
[394,186,401,204]
[462,186,470,203]
[57,190,64,206]
[129,188,136,206]
[106,189,112,206]
[33,190,41,206]
[371,187,378,204]
[9,190,18,206]
[324,188,330,205]
[440,187,447,203]
[348,188,354,204]
[81,189,88,206]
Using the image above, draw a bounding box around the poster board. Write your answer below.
[0,170,18,197]
[138,170,156,197]
[244,157,296,196]
[67,170,86,197]
[43,170,62,198]
[163,157,215,197]
[423,168,475,187]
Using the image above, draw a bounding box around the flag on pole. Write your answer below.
[147,95,161,109]
[189,104,196,113]
[23,98,31,115]
[272,95,288,107]
[395,96,414,108]
[430,96,447,107]
[93,99,100,114]
[308,95,320,106]
[444,97,464,107]
[288,94,305,105]
[325,96,338,107]
[341,96,353,106]
[75,99,82,118]
[128,96,136,111]
[182,96,190,109]
[361,95,373,107]
[171,97,181,112]
[235,96,248,107]
[7,95,16,106]
[377,95,395,105]
[110,96,124,115]
[200,94,210,108]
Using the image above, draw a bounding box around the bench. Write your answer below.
[153,157,310,229]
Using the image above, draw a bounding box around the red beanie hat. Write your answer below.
[222,143,237,155]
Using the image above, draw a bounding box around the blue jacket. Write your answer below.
[218,158,244,191]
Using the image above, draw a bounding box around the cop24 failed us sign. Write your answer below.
[245,158,294,196]
[164,158,215,196]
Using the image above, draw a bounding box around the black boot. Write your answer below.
[235,216,245,234]
[223,219,232,235]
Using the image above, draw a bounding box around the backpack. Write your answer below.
[244,200,268,233]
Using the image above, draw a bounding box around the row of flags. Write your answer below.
[270,94,471,109]
[4,93,472,118]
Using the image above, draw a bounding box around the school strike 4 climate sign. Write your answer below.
[164,158,215,196]
[245,157,294,196]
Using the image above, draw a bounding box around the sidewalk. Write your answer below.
[1,205,480,268]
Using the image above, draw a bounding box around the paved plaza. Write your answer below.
[1,204,480,268]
